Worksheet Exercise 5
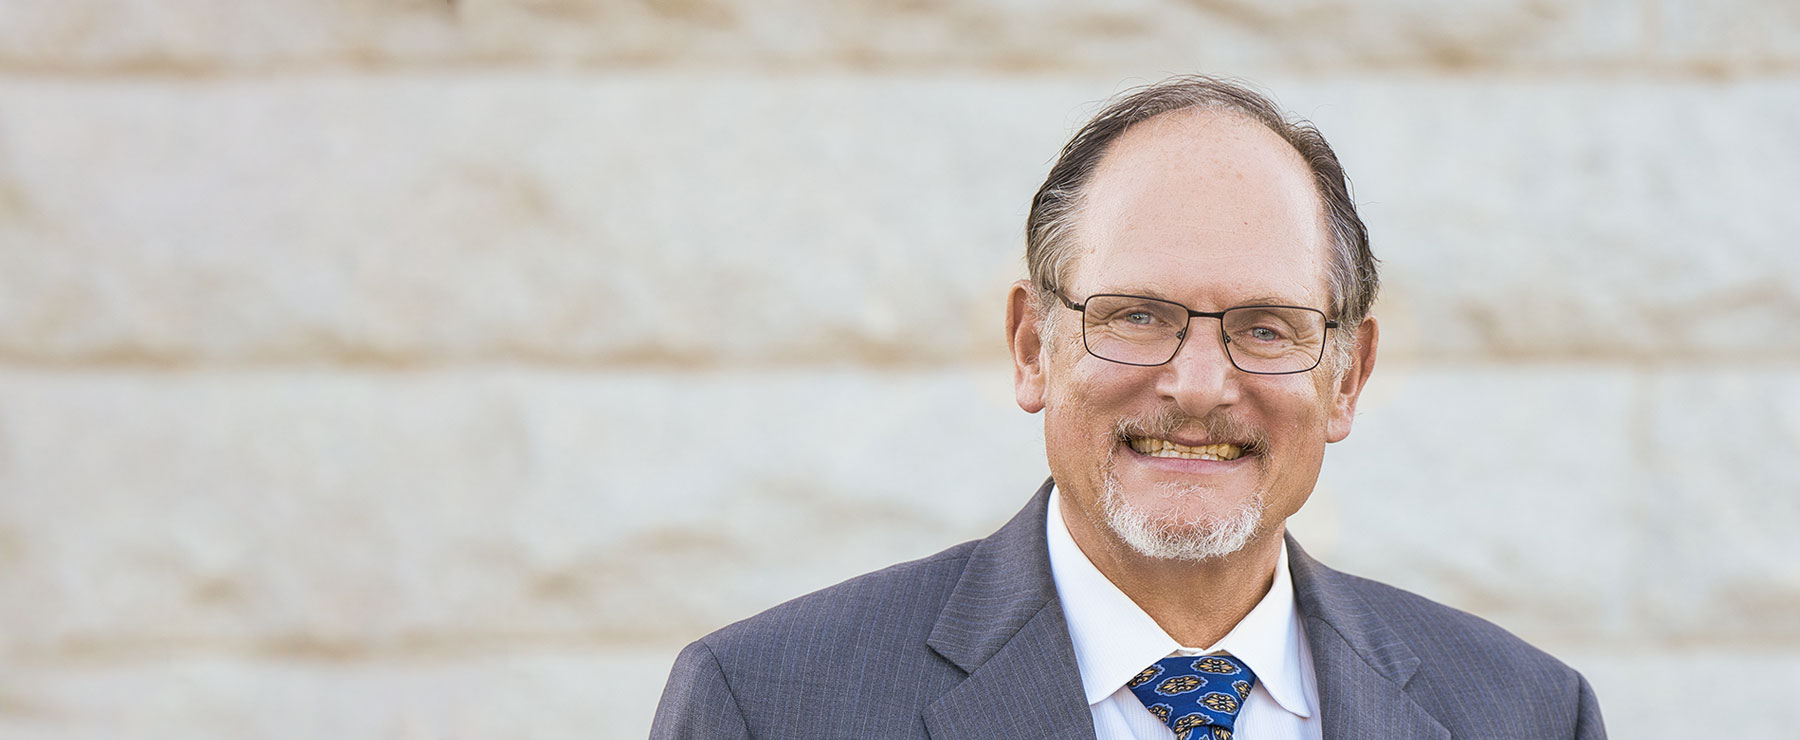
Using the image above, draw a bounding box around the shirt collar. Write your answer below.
[1045,485,1316,718]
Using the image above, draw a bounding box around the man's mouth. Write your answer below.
[1126,437,1245,461]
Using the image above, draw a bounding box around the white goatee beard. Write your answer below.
[1098,461,1266,562]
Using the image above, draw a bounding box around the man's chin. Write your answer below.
[1100,483,1266,562]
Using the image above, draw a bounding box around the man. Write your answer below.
[652,75,1604,739]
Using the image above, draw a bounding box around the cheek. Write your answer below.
[1044,363,1137,429]
[1250,381,1336,446]
[1040,362,1138,459]
[1262,390,1336,481]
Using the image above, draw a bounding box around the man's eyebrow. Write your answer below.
[1234,295,1306,307]
[1105,290,1308,307]
[1089,287,1319,310]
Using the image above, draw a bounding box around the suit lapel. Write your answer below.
[923,480,1095,740]
[1287,536,1450,740]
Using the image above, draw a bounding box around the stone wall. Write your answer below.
[1,2,1796,738]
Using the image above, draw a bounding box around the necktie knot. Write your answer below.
[1126,654,1258,740]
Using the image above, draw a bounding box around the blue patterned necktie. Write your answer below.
[1126,654,1259,740]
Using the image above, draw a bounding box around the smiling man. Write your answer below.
[653,76,1605,739]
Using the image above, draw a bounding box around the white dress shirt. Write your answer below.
[1045,487,1322,740]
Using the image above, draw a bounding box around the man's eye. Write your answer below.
[1125,311,1156,325]
[1246,326,1286,342]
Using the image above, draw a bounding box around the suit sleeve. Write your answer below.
[1573,671,1607,740]
[649,640,752,739]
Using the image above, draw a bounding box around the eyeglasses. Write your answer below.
[1052,290,1339,375]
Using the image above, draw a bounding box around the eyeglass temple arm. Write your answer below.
[1050,289,1085,312]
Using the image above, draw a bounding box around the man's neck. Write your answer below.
[1059,496,1285,648]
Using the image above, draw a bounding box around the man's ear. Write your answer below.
[1006,280,1048,414]
[1325,315,1379,443]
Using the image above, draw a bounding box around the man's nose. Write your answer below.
[1153,326,1241,416]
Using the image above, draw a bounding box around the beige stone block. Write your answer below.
[0,76,1058,366]
[0,367,1043,654]
[3,77,1799,365]
[0,649,674,740]
[1297,364,1643,645]
[0,1,1654,74]
[1294,80,1800,363]
[1637,369,1800,640]
[0,369,536,654]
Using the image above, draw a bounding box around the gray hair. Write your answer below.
[1025,75,1379,364]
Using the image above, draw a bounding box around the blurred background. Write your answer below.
[1,1,1798,738]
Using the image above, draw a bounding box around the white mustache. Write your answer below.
[1111,406,1268,454]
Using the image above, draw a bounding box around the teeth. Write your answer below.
[1128,437,1244,461]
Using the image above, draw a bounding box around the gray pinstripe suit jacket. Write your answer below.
[651,480,1605,739]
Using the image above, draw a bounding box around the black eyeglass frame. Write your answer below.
[1051,289,1340,375]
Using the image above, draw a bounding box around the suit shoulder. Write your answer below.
[1337,570,1572,668]
[1324,569,1597,718]
[1335,571,1604,733]
[663,540,981,733]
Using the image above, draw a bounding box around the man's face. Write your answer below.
[1009,110,1377,561]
